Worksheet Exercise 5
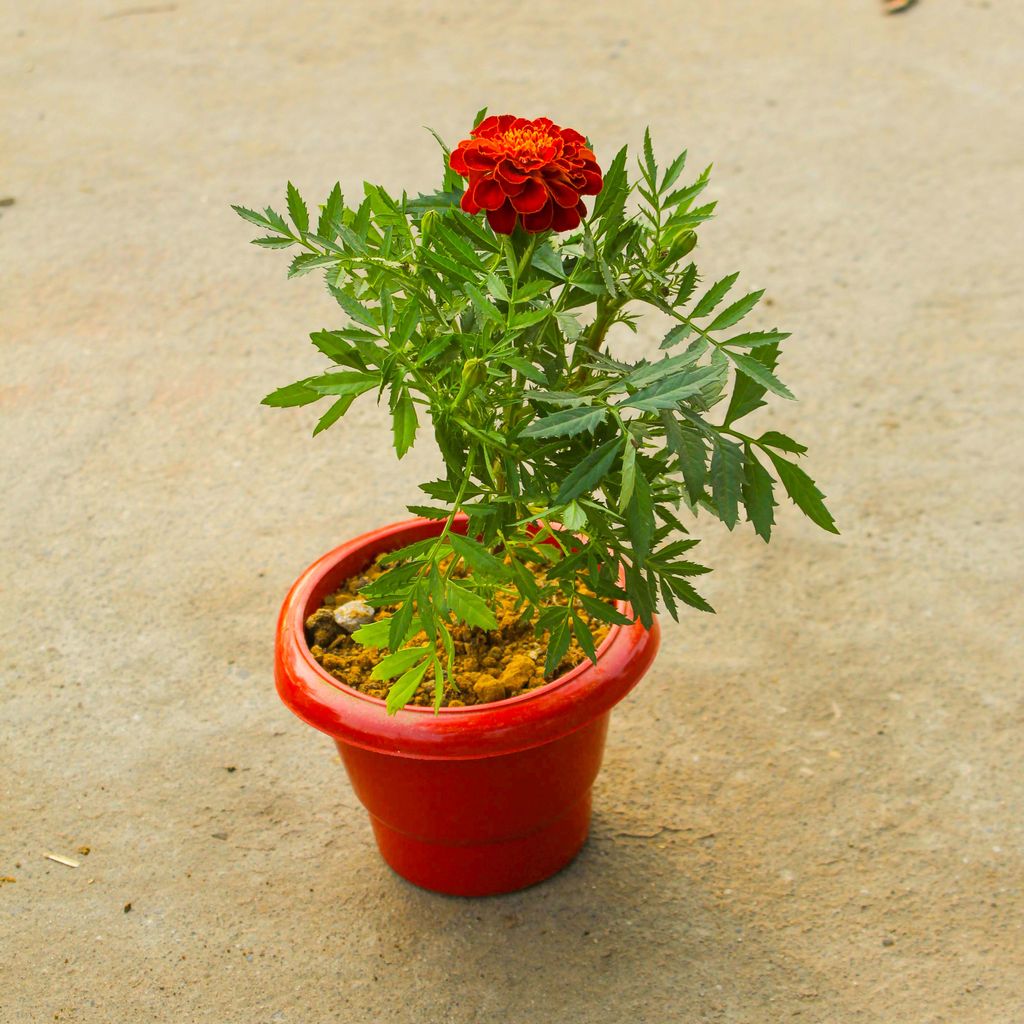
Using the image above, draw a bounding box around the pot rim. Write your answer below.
[274,515,660,759]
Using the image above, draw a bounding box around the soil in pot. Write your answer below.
[304,555,609,708]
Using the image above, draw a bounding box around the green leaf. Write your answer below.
[445,580,498,630]
[464,282,504,326]
[312,394,357,436]
[555,437,622,504]
[758,430,807,455]
[391,389,418,458]
[232,205,270,228]
[691,272,739,318]
[543,611,572,678]
[641,128,657,185]
[619,437,637,511]
[660,149,688,193]
[592,145,628,222]
[556,312,583,341]
[626,349,707,388]
[531,244,566,279]
[659,323,692,350]
[742,448,777,542]
[661,410,707,504]
[388,597,417,650]
[764,451,839,534]
[724,329,791,348]
[561,500,588,532]
[723,342,779,426]
[351,617,391,648]
[729,350,795,400]
[252,236,294,249]
[501,355,546,385]
[310,371,379,397]
[286,182,308,234]
[710,436,744,529]
[261,380,320,407]
[708,290,764,332]
[576,593,633,626]
[619,369,713,411]
[386,657,432,715]
[521,405,606,439]
[448,533,510,581]
[485,273,509,301]
[625,466,655,562]
[263,207,289,233]
[328,285,379,329]
[371,644,431,681]
[510,307,552,330]
[675,263,699,306]
[317,183,344,240]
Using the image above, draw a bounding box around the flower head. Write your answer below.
[450,114,603,235]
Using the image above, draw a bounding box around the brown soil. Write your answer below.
[304,555,610,707]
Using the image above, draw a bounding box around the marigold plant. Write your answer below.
[235,110,838,713]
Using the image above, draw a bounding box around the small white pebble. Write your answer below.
[333,599,375,633]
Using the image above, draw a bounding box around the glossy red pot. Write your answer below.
[274,516,660,897]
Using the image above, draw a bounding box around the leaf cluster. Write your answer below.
[235,127,837,712]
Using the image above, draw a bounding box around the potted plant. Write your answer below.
[236,112,837,897]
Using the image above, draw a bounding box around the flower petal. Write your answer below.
[496,159,529,186]
[463,145,495,172]
[449,147,469,176]
[521,201,554,234]
[460,184,481,215]
[551,201,582,232]
[486,200,518,235]
[471,175,507,211]
[547,177,579,209]
[510,178,548,214]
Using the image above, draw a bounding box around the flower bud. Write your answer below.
[461,358,487,389]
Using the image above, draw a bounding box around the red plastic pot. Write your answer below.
[274,516,660,897]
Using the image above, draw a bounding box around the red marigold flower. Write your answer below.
[449,114,603,236]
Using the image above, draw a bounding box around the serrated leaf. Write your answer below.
[764,451,839,534]
[448,532,510,581]
[445,580,498,630]
[286,182,308,234]
[391,389,418,458]
[708,290,764,332]
[531,244,566,279]
[329,285,379,329]
[317,183,344,239]
[619,438,637,511]
[504,355,548,385]
[464,282,504,326]
[312,394,356,436]
[576,592,633,626]
[625,466,654,562]
[386,657,432,715]
[555,312,582,341]
[555,437,621,504]
[758,430,807,455]
[641,128,657,185]
[252,236,294,249]
[661,410,707,504]
[521,405,606,439]
[692,272,739,318]
[660,149,688,193]
[485,273,509,301]
[710,436,744,529]
[724,329,791,348]
[619,368,714,411]
[742,448,777,542]
[351,617,392,648]
[543,611,572,678]
[723,342,780,426]
[310,371,379,397]
[388,597,417,650]
[593,145,628,223]
[232,205,270,228]
[729,350,795,400]
[371,644,431,681]
[261,380,320,407]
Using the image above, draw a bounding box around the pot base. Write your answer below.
[368,791,592,897]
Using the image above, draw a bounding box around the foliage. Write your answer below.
[235,122,837,713]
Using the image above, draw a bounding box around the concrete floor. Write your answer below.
[3,1,1022,1021]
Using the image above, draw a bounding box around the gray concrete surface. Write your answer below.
[2,2,1022,1021]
